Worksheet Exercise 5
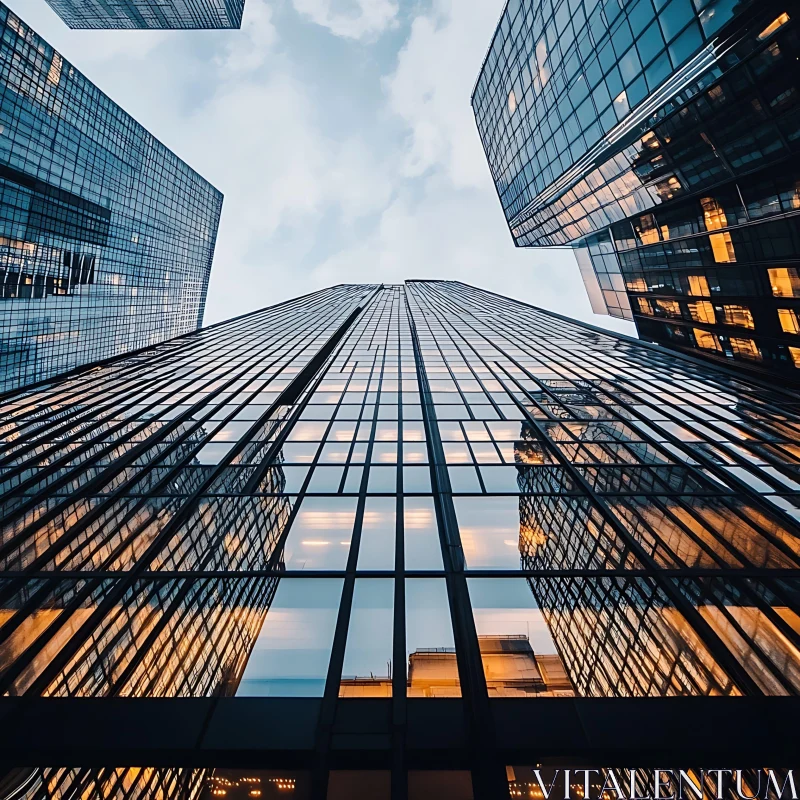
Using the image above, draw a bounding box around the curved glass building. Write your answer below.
[473,0,800,378]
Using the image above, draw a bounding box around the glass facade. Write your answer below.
[44,0,244,30]
[473,0,800,377]
[0,4,222,393]
[0,281,798,795]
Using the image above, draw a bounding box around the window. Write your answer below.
[688,301,715,324]
[508,89,517,116]
[758,12,790,40]
[709,233,736,263]
[693,328,721,351]
[730,337,762,361]
[789,346,800,367]
[778,308,800,335]
[687,275,710,297]
[720,305,755,329]
[768,267,800,298]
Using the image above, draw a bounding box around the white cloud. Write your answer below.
[216,0,278,75]
[385,0,501,188]
[291,0,398,40]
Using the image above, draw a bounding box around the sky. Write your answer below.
[12,0,636,336]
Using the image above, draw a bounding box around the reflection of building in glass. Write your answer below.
[0,4,222,392]
[473,0,800,376]
[515,381,800,696]
[340,637,573,698]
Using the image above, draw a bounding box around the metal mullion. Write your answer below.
[392,293,408,800]
[405,285,508,799]
[312,297,390,800]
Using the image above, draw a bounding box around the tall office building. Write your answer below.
[0,4,222,393]
[44,0,244,29]
[473,0,800,378]
[0,282,797,797]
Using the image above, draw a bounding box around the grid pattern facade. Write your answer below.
[44,0,244,30]
[472,0,800,376]
[0,281,798,796]
[0,4,222,393]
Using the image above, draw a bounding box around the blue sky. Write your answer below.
[12,0,635,335]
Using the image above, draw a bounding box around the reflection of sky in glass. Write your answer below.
[468,578,557,654]
[454,496,522,569]
[405,578,454,655]
[358,497,396,570]
[238,579,343,697]
[281,497,356,569]
[403,498,443,569]
[340,579,394,683]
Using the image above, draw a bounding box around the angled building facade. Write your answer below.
[0,282,797,797]
[473,0,800,378]
[0,4,222,393]
[43,0,244,29]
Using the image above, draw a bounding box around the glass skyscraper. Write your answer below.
[0,4,222,393]
[472,0,800,378]
[0,281,797,797]
[44,0,244,29]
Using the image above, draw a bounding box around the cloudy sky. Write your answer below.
[13,0,635,335]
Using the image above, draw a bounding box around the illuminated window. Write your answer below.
[634,214,659,245]
[730,337,762,361]
[758,12,790,40]
[778,308,800,334]
[626,277,647,292]
[654,299,681,317]
[789,346,800,367]
[700,197,728,231]
[720,305,754,329]
[693,328,721,351]
[641,131,660,150]
[687,275,710,297]
[636,297,654,315]
[655,175,682,201]
[768,267,800,298]
[688,301,715,324]
[508,89,517,116]
[709,233,736,263]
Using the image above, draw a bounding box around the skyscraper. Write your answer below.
[0,282,797,796]
[472,0,800,378]
[0,4,222,393]
[43,0,244,30]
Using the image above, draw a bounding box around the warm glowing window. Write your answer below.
[636,297,654,315]
[688,301,715,324]
[758,12,790,40]
[769,267,800,297]
[730,337,762,361]
[655,299,681,317]
[778,308,800,334]
[693,328,721,351]
[634,214,659,245]
[709,232,736,263]
[641,131,660,150]
[721,305,754,329]
[701,197,728,231]
[789,346,800,368]
[687,275,710,297]
[626,277,647,292]
[508,89,517,115]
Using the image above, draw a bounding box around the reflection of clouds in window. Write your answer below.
[508,89,517,115]
[238,579,343,697]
